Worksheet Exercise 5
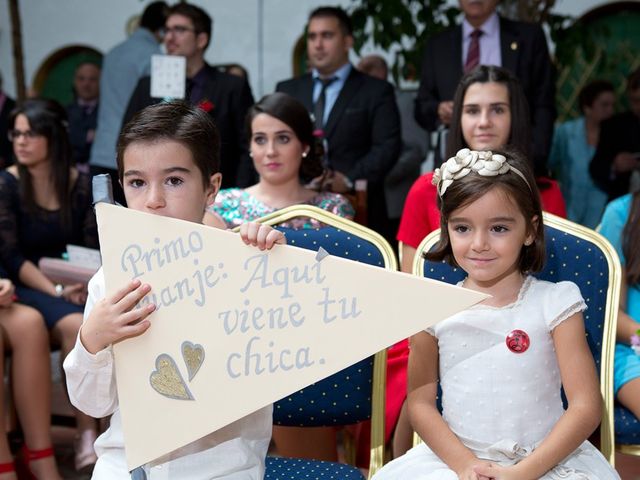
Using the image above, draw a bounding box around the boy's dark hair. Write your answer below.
[627,67,640,92]
[425,148,545,274]
[10,98,73,226]
[309,6,353,36]
[168,3,212,48]
[140,1,168,33]
[578,80,614,112]
[246,92,323,182]
[117,101,220,188]
[447,65,532,161]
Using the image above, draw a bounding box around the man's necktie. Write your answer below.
[314,77,337,130]
[464,29,483,74]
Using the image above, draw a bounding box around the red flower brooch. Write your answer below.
[198,99,215,113]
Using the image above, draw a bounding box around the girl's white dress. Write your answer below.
[374,276,619,479]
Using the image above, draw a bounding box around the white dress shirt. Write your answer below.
[63,268,272,479]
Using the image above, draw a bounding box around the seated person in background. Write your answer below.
[599,191,640,421]
[66,62,101,169]
[398,66,566,274]
[0,272,62,479]
[591,67,640,200]
[64,101,284,479]
[0,98,99,472]
[0,70,16,168]
[549,80,615,229]
[204,92,354,229]
[392,65,566,459]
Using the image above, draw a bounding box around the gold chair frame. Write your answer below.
[249,204,394,478]
[411,212,620,466]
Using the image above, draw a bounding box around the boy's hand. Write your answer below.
[239,222,286,251]
[0,279,15,307]
[80,279,156,354]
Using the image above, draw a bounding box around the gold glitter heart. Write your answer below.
[149,354,194,400]
[182,341,205,382]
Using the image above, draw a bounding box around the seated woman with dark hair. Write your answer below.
[204,92,354,229]
[1,98,99,472]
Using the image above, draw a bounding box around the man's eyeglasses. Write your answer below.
[162,25,196,36]
[7,129,42,141]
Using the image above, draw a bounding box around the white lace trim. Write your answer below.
[548,300,588,331]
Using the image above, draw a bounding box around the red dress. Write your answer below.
[385,172,566,443]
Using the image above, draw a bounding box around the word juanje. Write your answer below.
[120,231,226,310]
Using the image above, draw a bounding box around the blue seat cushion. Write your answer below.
[265,456,365,480]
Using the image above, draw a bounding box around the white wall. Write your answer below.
[0,0,624,99]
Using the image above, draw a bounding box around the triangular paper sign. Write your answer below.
[95,203,487,469]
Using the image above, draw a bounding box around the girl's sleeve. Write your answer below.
[598,197,627,264]
[544,281,587,331]
[62,268,119,418]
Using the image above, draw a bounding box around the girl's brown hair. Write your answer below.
[425,148,545,273]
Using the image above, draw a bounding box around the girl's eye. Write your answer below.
[492,225,509,233]
[253,136,266,145]
[128,179,145,188]
[167,176,184,186]
[453,225,469,233]
[492,106,506,114]
[277,135,291,144]
[463,107,478,115]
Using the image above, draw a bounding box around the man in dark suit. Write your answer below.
[415,0,555,175]
[0,71,16,168]
[590,68,640,199]
[67,62,101,168]
[276,6,401,237]
[124,2,254,188]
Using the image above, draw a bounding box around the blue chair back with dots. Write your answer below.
[414,212,620,466]
[251,205,395,479]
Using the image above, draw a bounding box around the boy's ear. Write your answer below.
[525,215,540,246]
[206,173,222,206]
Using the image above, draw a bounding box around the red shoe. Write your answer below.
[0,461,14,474]
[18,445,54,480]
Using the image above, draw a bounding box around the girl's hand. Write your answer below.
[62,283,88,305]
[457,460,494,480]
[80,279,156,354]
[239,222,286,251]
[0,279,15,307]
[473,462,520,479]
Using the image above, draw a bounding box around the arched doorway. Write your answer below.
[32,45,102,107]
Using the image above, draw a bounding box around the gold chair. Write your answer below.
[249,205,393,479]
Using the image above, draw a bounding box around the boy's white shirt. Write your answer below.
[63,267,272,479]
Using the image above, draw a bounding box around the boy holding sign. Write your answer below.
[64,102,284,479]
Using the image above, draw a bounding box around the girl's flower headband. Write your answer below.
[432,148,531,196]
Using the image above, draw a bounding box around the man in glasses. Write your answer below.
[124,2,254,189]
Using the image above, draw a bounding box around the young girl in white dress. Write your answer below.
[373,149,619,480]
